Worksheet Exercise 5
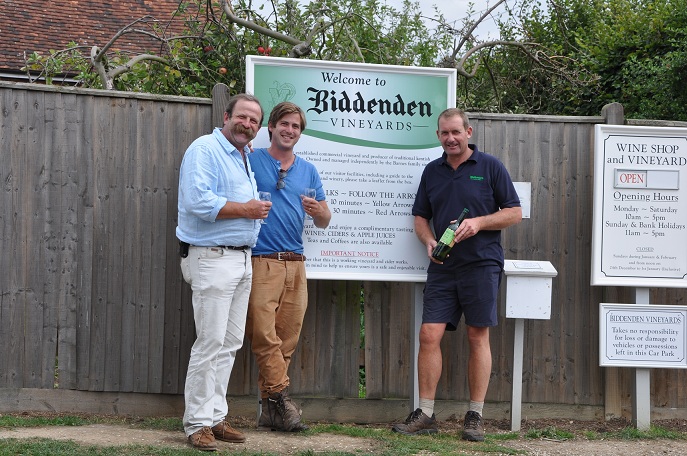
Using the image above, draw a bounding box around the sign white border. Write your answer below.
[591,124,687,287]
[599,303,687,368]
[246,56,456,281]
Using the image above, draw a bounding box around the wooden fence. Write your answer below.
[1,81,686,421]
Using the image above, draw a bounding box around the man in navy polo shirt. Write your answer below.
[392,108,521,441]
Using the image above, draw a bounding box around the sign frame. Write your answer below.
[599,303,687,368]
[591,124,687,287]
[246,56,457,282]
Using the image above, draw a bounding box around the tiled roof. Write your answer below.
[0,0,195,78]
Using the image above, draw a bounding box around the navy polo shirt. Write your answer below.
[412,144,520,273]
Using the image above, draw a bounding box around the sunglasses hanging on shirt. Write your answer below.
[277,169,288,190]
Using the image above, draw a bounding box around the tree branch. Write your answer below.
[454,0,508,56]
[94,16,162,60]
[220,0,301,46]
[108,54,169,78]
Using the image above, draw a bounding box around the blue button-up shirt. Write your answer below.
[176,128,260,247]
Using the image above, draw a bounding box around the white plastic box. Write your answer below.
[503,260,557,319]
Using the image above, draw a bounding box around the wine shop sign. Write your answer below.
[591,124,687,287]
[247,56,456,281]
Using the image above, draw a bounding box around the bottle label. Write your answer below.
[438,227,455,245]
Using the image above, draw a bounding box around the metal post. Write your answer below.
[633,287,651,430]
[510,318,525,431]
[410,283,424,412]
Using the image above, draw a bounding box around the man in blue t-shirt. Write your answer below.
[247,101,331,432]
[392,108,521,441]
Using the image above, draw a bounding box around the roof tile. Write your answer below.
[0,0,198,76]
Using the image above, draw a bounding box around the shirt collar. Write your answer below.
[440,144,479,167]
[212,127,251,156]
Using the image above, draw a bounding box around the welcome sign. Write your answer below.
[246,56,456,281]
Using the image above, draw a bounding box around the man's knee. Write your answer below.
[419,323,445,346]
[466,326,490,348]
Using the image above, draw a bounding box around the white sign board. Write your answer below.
[247,56,456,281]
[591,124,687,287]
[599,303,687,368]
[513,182,531,219]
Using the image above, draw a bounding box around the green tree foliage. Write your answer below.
[292,0,452,67]
[23,0,452,98]
[23,0,686,120]
[493,0,687,120]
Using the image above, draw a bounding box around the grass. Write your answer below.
[0,415,522,456]
[0,440,211,456]
[612,425,687,440]
[1,414,686,455]
[0,414,91,427]
[315,424,523,455]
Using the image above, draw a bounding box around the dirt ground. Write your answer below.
[1,413,687,455]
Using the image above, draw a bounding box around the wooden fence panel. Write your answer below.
[74,94,96,392]
[52,91,82,391]
[364,281,414,399]
[3,82,687,418]
[466,115,608,405]
[304,280,361,397]
[0,86,15,387]
[161,101,211,394]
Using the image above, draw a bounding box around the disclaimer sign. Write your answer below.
[599,303,687,368]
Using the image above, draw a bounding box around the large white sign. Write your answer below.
[591,124,687,287]
[599,303,687,368]
[247,57,456,281]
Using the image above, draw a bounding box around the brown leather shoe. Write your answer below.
[188,426,217,451]
[212,418,246,443]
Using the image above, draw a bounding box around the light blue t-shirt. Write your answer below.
[176,128,260,247]
[248,148,325,255]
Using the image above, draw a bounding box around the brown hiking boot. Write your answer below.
[267,391,309,432]
[257,396,284,431]
[462,410,485,441]
[391,408,438,435]
[188,426,218,451]
[211,418,246,443]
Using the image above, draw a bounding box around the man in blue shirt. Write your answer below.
[392,108,521,441]
[177,93,271,451]
[247,101,331,432]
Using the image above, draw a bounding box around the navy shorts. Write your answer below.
[423,264,502,330]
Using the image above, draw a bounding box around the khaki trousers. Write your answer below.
[246,257,307,398]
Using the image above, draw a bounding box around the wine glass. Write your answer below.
[302,188,316,220]
[258,191,271,224]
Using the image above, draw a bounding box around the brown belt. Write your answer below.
[254,252,306,261]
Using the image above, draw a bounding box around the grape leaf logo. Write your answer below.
[269,81,296,105]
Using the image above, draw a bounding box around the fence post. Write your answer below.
[212,83,232,128]
[601,102,625,421]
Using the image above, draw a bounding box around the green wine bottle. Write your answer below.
[431,208,469,262]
